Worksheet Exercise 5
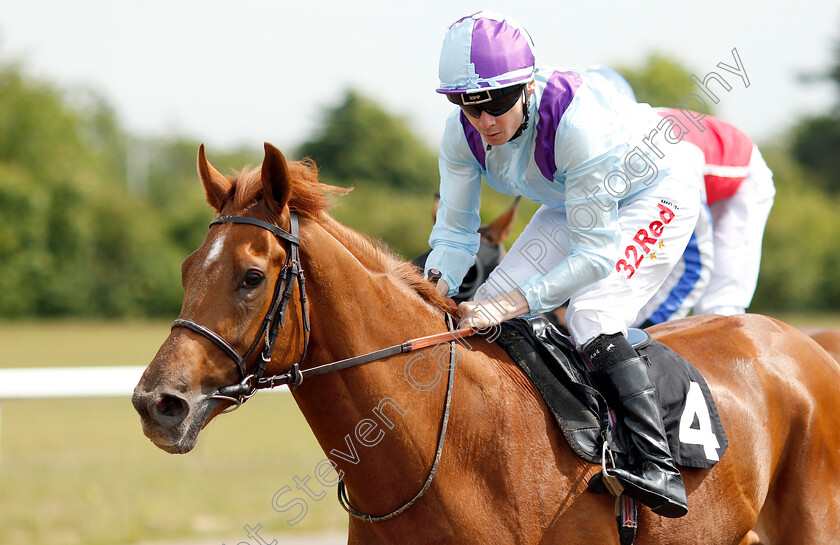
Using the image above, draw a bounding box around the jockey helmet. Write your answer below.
[436,11,536,96]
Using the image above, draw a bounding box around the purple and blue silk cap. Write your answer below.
[437,11,536,95]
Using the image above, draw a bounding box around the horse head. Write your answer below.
[133,143,451,456]
[132,143,330,453]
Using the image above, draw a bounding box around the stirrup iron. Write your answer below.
[600,441,624,497]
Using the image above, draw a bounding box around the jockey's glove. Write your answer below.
[435,277,450,297]
[457,290,530,330]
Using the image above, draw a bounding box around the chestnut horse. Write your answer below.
[133,144,840,544]
[812,329,840,362]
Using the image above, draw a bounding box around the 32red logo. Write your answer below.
[615,203,675,279]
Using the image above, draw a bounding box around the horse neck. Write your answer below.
[281,216,590,526]
[299,215,446,360]
[288,216,457,502]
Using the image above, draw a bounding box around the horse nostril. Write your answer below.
[155,394,189,420]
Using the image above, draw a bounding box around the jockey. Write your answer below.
[424,11,703,517]
[634,108,776,324]
[550,68,776,325]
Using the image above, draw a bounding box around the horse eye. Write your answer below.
[242,270,264,289]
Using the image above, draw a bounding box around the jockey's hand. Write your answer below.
[428,274,457,314]
[434,277,450,297]
[457,290,530,330]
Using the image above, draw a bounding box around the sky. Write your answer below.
[1,0,838,154]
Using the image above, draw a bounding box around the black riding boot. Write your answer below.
[585,333,688,518]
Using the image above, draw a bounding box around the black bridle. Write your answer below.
[171,211,310,409]
[170,208,477,521]
[171,209,475,403]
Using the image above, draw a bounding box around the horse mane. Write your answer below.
[319,215,454,315]
[229,161,454,316]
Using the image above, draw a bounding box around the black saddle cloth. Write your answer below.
[495,315,728,468]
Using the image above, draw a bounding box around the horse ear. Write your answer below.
[480,196,521,244]
[197,144,233,212]
[261,143,292,213]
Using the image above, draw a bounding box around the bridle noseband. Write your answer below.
[169,206,480,522]
[172,210,310,410]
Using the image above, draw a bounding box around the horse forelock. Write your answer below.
[226,161,451,315]
[230,158,346,218]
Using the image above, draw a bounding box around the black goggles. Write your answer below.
[447,85,525,119]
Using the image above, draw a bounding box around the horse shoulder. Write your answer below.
[455,337,550,423]
[450,336,582,473]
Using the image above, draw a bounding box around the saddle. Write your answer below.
[495,315,728,468]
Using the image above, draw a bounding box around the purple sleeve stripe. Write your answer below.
[460,112,486,170]
[535,71,582,181]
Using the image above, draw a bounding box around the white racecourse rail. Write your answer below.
[0,366,287,471]
[0,366,148,399]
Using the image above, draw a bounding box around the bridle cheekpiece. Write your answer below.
[171,210,309,411]
[168,206,477,521]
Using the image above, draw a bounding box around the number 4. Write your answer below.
[679,381,721,461]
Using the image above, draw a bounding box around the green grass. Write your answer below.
[0,321,347,545]
[0,320,174,368]
[0,395,348,545]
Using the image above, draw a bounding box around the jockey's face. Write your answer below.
[463,80,535,147]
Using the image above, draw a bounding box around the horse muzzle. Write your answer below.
[131,386,221,453]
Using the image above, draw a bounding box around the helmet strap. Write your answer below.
[484,89,530,151]
[508,90,530,143]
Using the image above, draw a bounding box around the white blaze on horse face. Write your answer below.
[203,234,227,272]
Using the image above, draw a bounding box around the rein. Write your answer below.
[338,314,459,522]
[170,211,477,521]
[172,210,476,407]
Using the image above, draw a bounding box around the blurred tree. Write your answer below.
[297,90,439,193]
[138,138,260,252]
[0,61,186,317]
[616,53,716,114]
[789,24,840,193]
[0,64,91,181]
[0,163,49,315]
[750,146,840,312]
[0,61,452,317]
[790,116,840,193]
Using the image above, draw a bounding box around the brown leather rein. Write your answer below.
[172,210,476,409]
[170,210,478,521]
